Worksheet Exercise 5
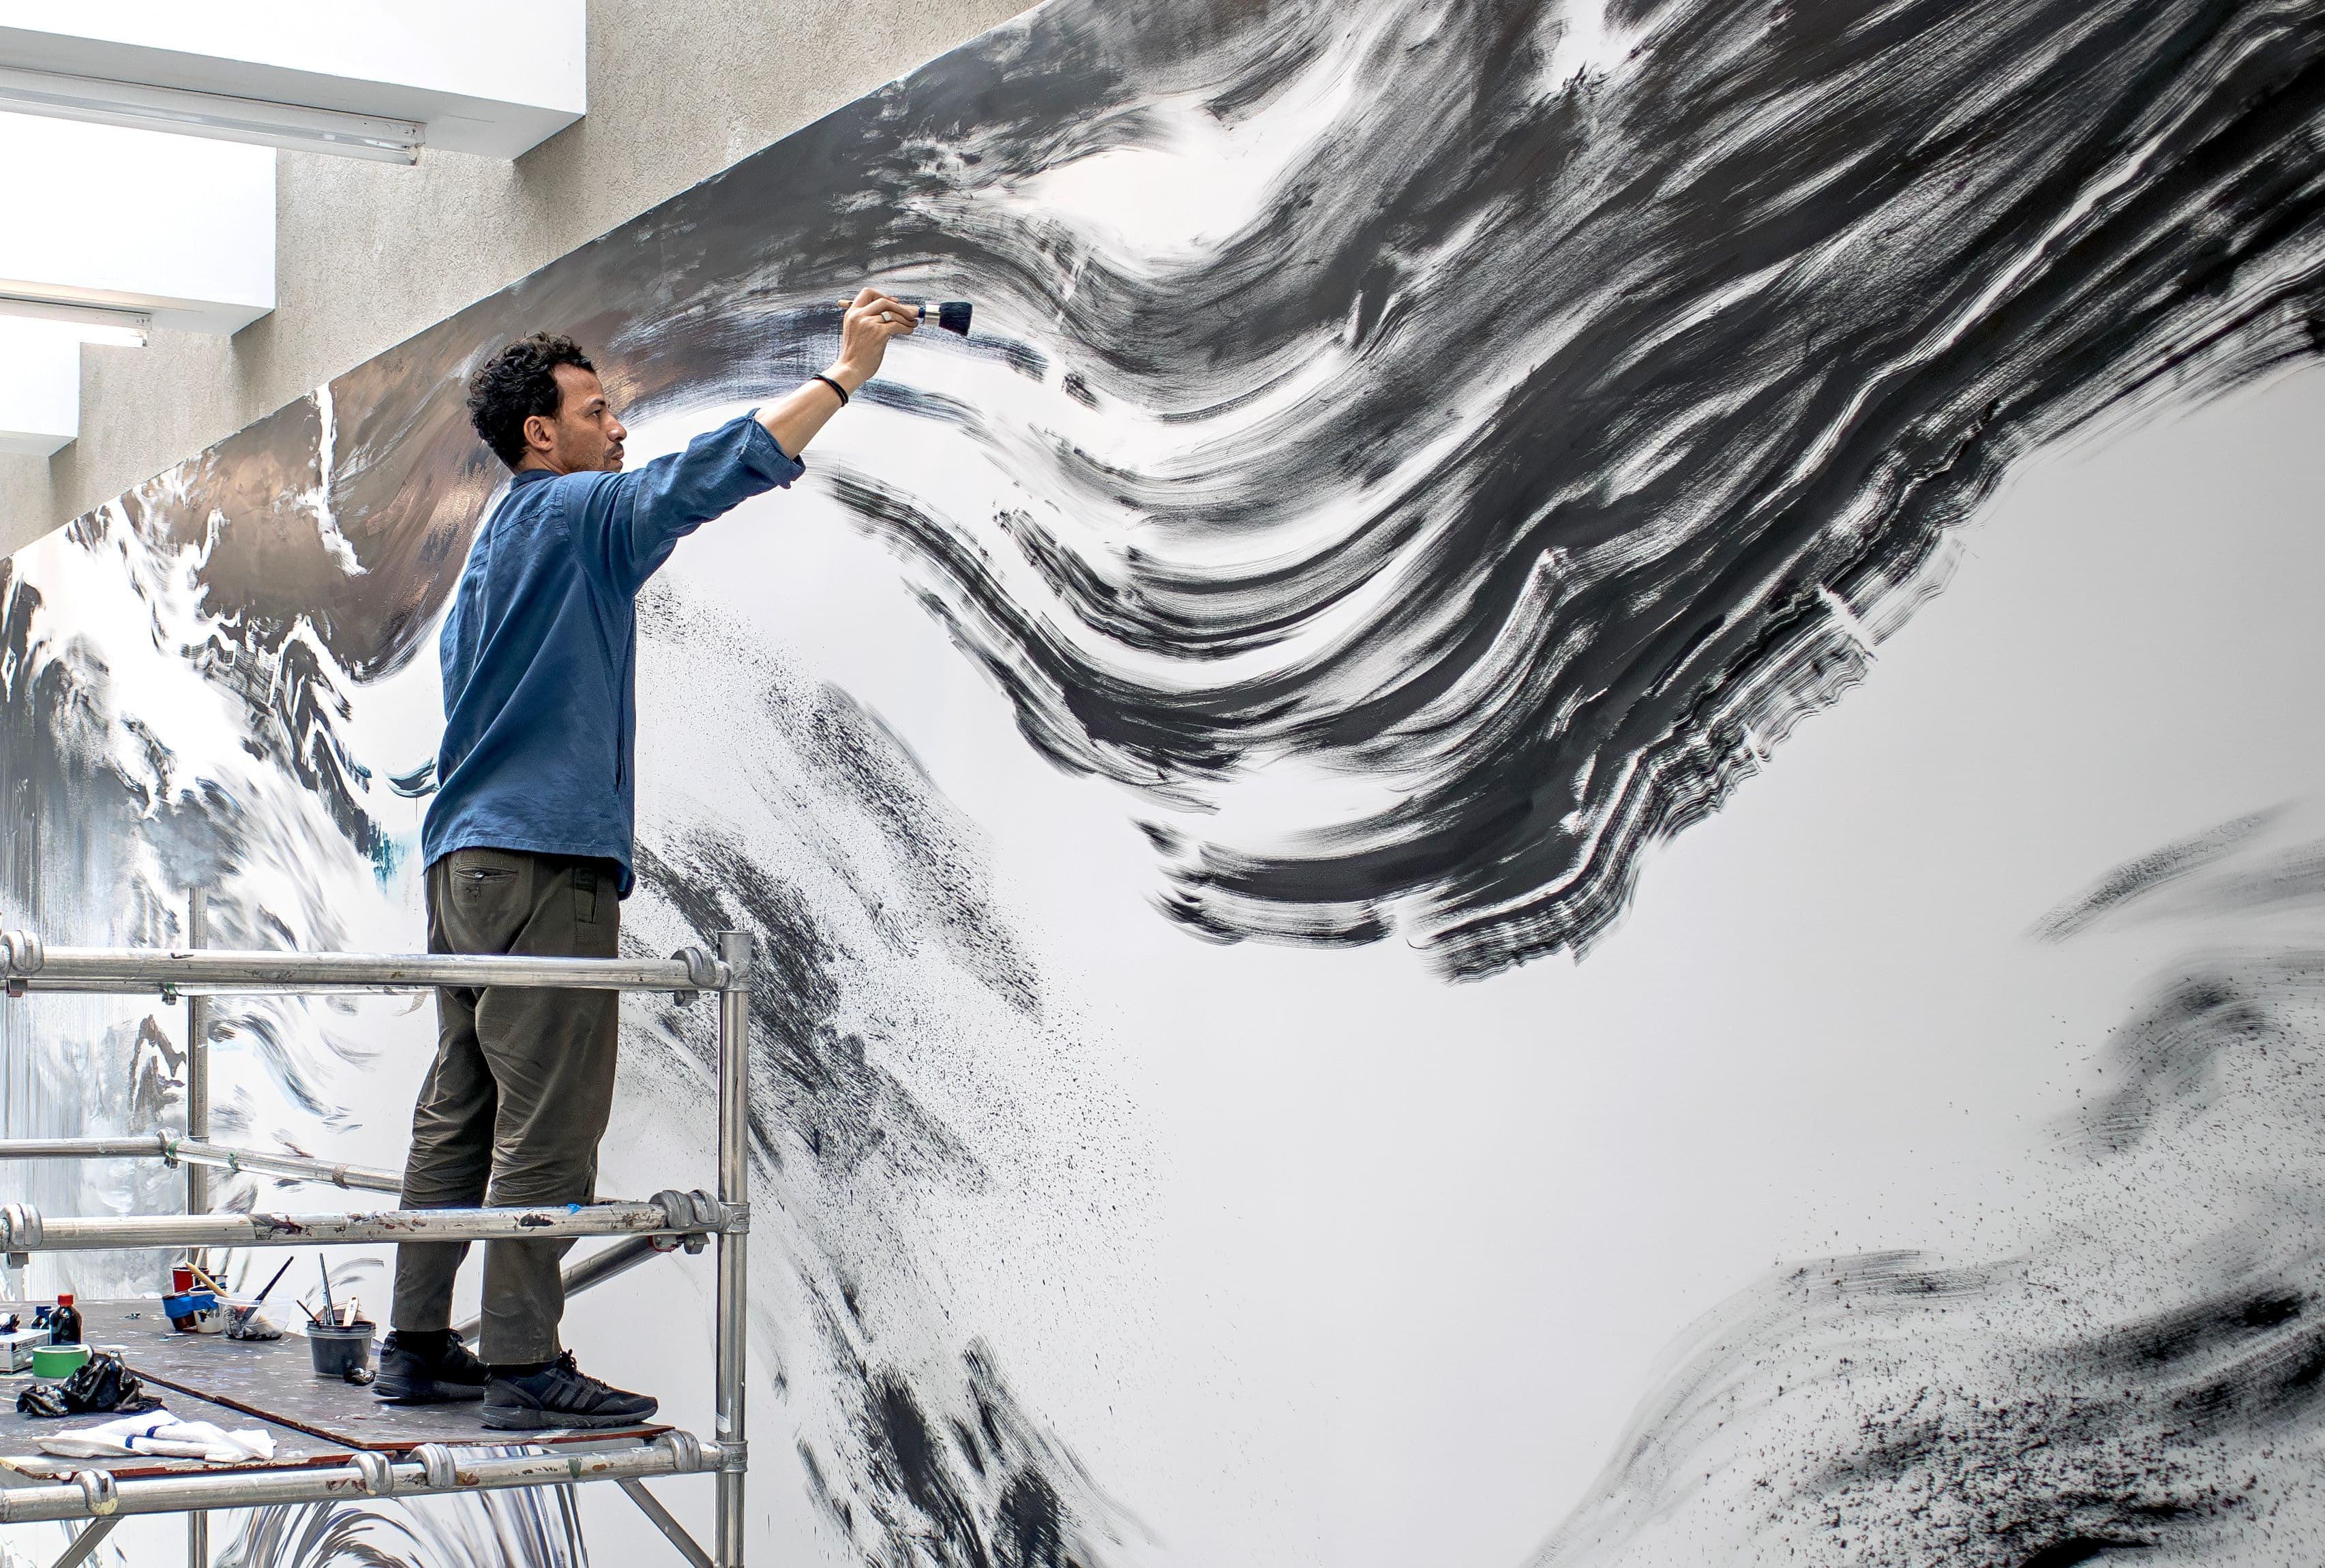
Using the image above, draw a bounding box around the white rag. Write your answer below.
[36,1408,275,1464]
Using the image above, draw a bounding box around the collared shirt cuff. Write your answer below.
[740,411,808,485]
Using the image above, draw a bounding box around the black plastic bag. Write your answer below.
[16,1353,162,1418]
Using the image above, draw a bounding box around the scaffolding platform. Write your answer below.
[24,1301,670,1453]
[0,918,754,1567]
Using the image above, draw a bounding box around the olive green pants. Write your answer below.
[391,847,620,1364]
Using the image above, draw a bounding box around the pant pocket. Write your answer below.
[446,850,525,921]
[452,865,519,898]
[573,865,599,926]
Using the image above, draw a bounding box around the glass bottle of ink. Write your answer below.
[50,1293,80,1345]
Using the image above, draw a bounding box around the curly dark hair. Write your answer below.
[466,332,595,468]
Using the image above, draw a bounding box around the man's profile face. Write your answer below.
[524,364,628,474]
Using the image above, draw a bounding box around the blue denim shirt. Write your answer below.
[421,413,802,894]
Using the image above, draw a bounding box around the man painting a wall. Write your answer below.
[374,289,922,1430]
[7,0,2325,1561]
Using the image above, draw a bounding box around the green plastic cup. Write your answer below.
[29,1343,90,1378]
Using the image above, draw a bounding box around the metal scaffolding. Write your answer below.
[0,904,755,1568]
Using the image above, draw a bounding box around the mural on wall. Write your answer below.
[3,0,2324,1563]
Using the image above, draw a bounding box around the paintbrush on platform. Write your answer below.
[251,1256,295,1307]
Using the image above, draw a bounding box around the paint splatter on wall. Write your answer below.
[1532,818,2325,1566]
[3,0,2324,1563]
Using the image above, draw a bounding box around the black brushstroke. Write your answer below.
[2032,807,2283,939]
[826,1347,1107,1568]
[385,761,435,798]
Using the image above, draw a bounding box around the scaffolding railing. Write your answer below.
[0,1134,404,1194]
[0,906,755,1568]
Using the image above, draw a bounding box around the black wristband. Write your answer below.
[813,373,850,406]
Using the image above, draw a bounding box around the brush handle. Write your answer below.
[252,1255,295,1306]
[834,298,929,315]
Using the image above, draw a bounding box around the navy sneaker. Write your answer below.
[483,1351,657,1432]
[374,1329,489,1404]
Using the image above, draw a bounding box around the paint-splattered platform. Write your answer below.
[9,1301,665,1457]
[0,1340,344,1483]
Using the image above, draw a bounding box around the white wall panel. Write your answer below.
[0,320,79,455]
[0,2,584,157]
[0,110,273,333]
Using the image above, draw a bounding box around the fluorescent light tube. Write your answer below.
[0,295,149,347]
[0,65,422,164]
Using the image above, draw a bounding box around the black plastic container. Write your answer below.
[306,1320,376,1378]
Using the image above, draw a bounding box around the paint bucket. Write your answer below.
[305,1320,376,1379]
[29,1342,89,1378]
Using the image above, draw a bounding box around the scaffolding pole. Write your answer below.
[715,929,751,1567]
[0,1430,721,1524]
[0,937,728,996]
[453,1233,668,1342]
[170,1138,401,1194]
[185,889,210,1221]
[0,1197,728,1252]
[0,1135,404,1194]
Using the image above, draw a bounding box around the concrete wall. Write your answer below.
[0,0,1033,555]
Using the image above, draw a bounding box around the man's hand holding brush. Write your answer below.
[757,286,921,459]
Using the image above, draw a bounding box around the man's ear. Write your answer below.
[523,412,556,453]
